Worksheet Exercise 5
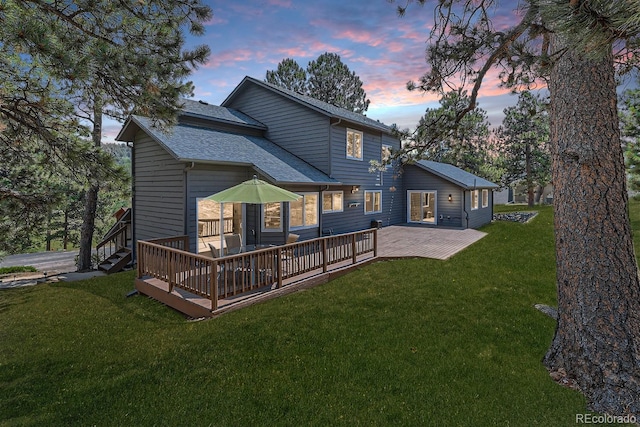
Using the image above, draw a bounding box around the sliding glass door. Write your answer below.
[407,191,437,224]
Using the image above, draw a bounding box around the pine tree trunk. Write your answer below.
[77,96,102,272]
[526,141,534,207]
[543,34,640,415]
[78,184,99,271]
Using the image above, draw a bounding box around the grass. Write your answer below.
[0,266,37,275]
[1,204,631,426]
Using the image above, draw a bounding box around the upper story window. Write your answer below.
[346,128,363,160]
[322,191,343,213]
[471,190,479,210]
[290,193,318,229]
[482,189,489,208]
[365,190,382,214]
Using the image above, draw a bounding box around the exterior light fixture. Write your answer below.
[448,194,452,202]
[351,186,360,194]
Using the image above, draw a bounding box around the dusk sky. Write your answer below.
[107,1,531,141]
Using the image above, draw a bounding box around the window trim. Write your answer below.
[289,192,319,230]
[471,190,479,211]
[346,128,363,161]
[364,190,382,215]
[481,189,489,208]
[261,202,283,233]
[322,191,344,213]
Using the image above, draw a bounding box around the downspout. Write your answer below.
[127,141,136,261]
[462,189,469,229]
[184,162,195,251]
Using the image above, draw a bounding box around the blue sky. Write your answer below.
[106,0,527,141]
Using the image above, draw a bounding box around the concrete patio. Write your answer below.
[376,225,487,260]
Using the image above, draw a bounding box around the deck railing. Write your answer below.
[137,228,377,311]
[198,218,234,238]
[96,223,130,261]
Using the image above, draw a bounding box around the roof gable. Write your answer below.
[222,76,393,134]
[413,160,498,189]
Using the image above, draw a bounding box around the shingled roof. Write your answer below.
[180,99,266,130]
[122,115,339,186]
[413,160,498,189]
[222,76,393,134]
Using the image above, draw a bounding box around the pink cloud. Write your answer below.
[266,0,292,7]
[203,15,227,26]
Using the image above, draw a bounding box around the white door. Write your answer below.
[407,191,437,224]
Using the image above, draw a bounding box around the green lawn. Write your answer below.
[1,204,633,426]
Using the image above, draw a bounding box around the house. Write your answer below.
[116,76,497,256]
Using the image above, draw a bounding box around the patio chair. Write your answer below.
[208,243,221,259]
[225,234,242,255]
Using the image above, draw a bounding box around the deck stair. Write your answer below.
[96,207,133,274]
[98,247,132,274]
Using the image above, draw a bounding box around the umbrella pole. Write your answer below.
[220,202,224,255]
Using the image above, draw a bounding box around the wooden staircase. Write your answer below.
[98,247,132,274]
[96,208,133,274]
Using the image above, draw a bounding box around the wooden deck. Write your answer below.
[377,225,487,260]
[135,226,486,318]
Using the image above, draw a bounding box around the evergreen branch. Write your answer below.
[18,0,119,47]
[455,6,538,123]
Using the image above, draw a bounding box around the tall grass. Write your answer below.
[1,204,632,426]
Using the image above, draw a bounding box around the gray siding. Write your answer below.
[466,190,494,229]
[403,165,465,228]
[330,125,380,185]
[224,85,331,175]
[133,131,185,242]
[322,127,404,233]
[320,184,403,235]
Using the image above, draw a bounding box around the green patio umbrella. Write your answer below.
[205,175,300,251]
[206,175,300,204]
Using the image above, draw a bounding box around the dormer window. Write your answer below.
[346,128,363,160]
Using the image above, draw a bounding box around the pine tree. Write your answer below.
[621,88,640,196]
[1,0,211,269]
[494,91,551,207]
[392,0,640,414]
[265,53,370,113]
[416,90,491,176]
[265,58,307,94]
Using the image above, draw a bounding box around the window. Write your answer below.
[346,128,363,160]
[471,190,479,210]
[262,202,282,232]
[290,193,318,229]
[322,191,343,213]
[482,189,489,208]
[365,190,382,214]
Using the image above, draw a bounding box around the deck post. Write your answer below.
[136,241,142,278]
[373,228,378,257]
[168,251,174,293]
[322,238,328,273]
[352,234,357,264]
[211,259,218,311]
[277,247,283,289]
